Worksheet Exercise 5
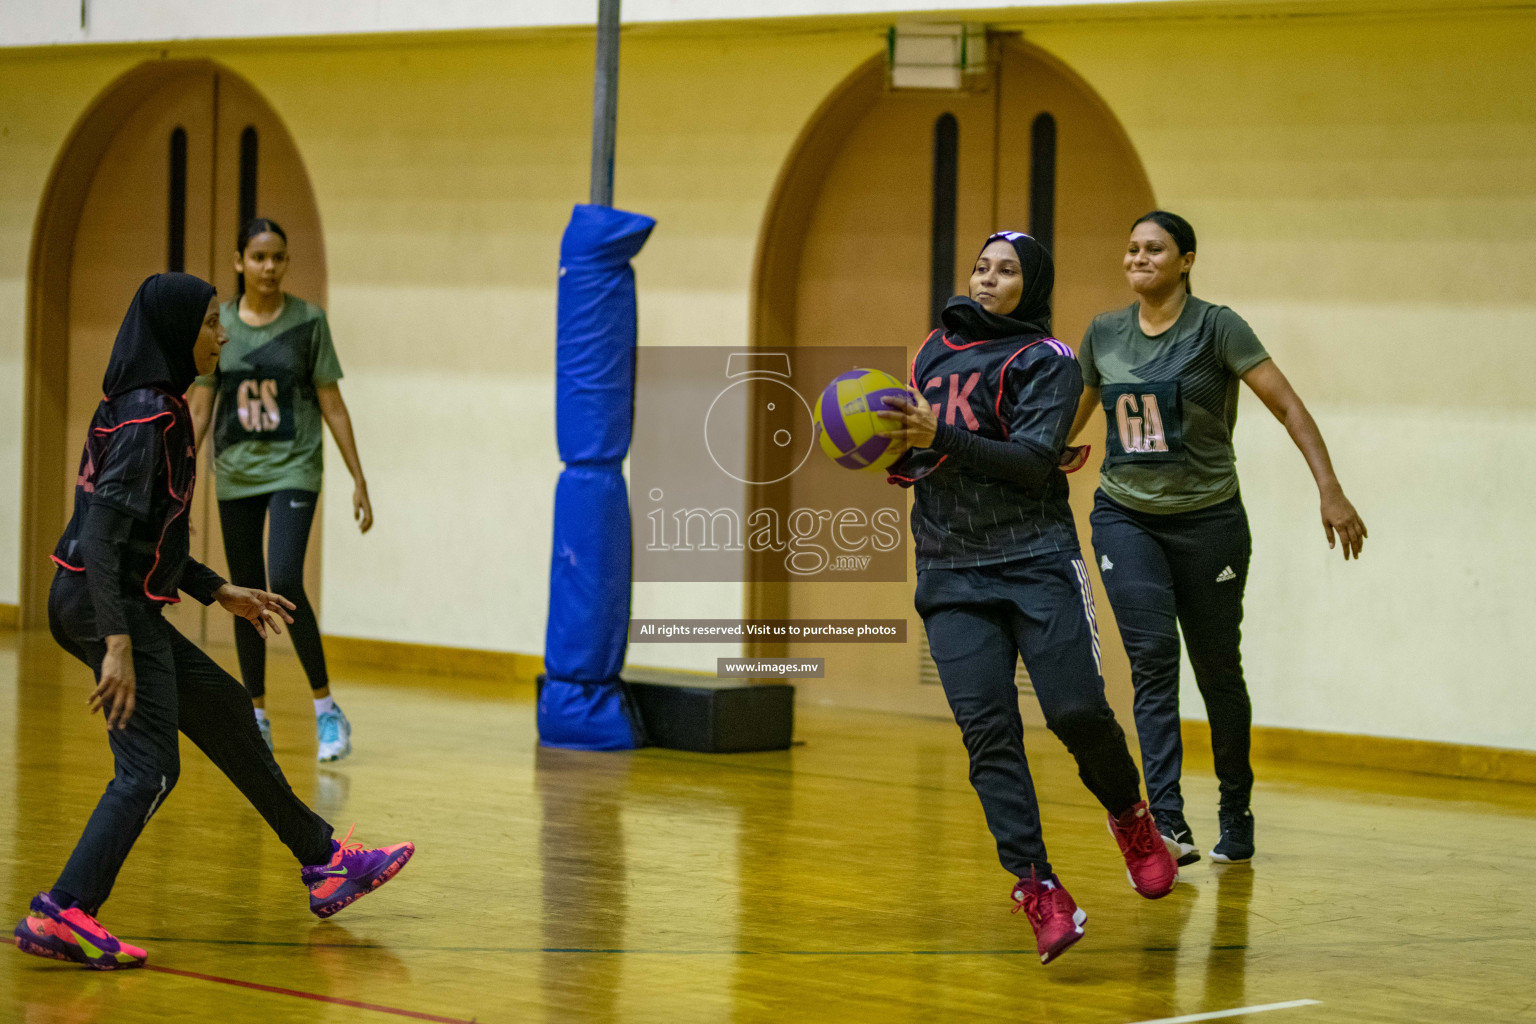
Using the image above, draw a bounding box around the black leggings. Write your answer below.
[47,570,332,914]
[917,551,1144,880]
[1089,491,1254,819]
[218,489,329,698]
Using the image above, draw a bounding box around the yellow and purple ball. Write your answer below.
[812,368,910,471]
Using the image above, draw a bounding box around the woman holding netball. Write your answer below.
[1069,211,1366,866]
[879,231,1177,966]
[13,273,411,970]
[189,218,371,762]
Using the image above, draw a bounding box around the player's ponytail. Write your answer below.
[1132,210,1196,296]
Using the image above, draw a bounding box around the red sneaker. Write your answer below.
[1108,801,1178,899]
[1010,872,1087,965]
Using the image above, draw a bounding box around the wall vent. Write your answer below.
[887,24,988,91]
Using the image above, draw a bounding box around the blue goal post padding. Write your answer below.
[539,204,655,751]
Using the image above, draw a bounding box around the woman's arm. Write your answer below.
[1241,359,1367,560]
[877,354,1075,490]
[188,384,215,452]
[316,384,372,533]
[1068,387,1100,444]
[179,558,228,606]
[931,424,1058,488]
[180,556,296,636]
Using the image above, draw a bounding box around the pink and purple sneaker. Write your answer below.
[12,891,147,970]
[302,823,415,919]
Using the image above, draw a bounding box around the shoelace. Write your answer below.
[1012,884,1071,927]
[1120,813,1161,858]
[1011,887,1040,920]
[1011,869,1055,923]
[331,822,363,864]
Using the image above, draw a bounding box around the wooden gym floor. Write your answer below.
[2,627,1533,1024]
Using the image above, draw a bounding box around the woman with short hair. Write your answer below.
[1070,210,1367,866]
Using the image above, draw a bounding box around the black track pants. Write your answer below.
[47,570,333,915]
[218,489,329,698]
[1089,491,1254,820]
[916,551,1144,880]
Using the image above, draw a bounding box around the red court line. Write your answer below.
[144,964,476,1023]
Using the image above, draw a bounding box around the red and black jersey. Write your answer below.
[890,328,1083,570]
[53,386,202,604]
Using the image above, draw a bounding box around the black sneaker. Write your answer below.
[1209,809,1255,863]
[1154,811,1201,866]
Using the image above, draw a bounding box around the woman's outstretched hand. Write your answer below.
[215,584,297,638]
[1320,486,1367,560]
[877,389,938,450]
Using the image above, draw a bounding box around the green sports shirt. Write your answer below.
[1079,297,1270,514]
[193,294,344,500]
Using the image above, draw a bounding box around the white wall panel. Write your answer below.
[6,0,1192,48]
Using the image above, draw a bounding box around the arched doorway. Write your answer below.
[748,39,1155,722]
[21,60,327,646]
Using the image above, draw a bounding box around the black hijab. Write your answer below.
[941,231,1054,341]
[101,273,216,398]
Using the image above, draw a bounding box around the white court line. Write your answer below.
[1127,999,1322,1024]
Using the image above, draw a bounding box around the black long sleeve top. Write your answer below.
[77,503,225,637]
[928,421,1058,490]
[54,386,226,638]
[887,332,1083,569]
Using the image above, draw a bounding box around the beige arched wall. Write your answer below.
[1,8,1532,754]
[19,57,194,631]
[0,34,885,661]
[22,59,327,646]
[1023,8,1536,751]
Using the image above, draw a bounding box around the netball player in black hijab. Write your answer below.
[13,274,414,971]
[879,233,1177,966]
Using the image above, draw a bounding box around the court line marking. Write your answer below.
[135,935,1248,955]
[1126,999,1321,1024]
[143,964,476,1023]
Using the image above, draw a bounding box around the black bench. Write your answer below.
[624,668,795,753]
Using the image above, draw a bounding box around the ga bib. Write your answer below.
[1101,381,1184,464]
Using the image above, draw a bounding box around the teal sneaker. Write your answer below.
[256,715,274,754]
[317,705,352,763]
